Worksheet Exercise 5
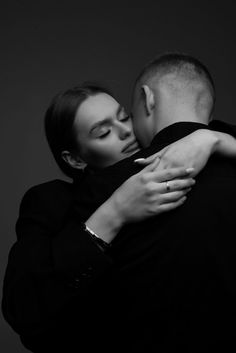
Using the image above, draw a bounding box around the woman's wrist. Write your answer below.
[212,131,236,157]
[198,129,220,154]
[85,197,124,245]
[82,223,112,251]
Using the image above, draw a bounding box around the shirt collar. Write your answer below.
[150,121,209,149]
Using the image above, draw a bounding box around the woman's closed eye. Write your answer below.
[97,129,111,139]
[119,115,130,122]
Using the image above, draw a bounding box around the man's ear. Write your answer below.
[61,150,87,170]
[141,85,155,116]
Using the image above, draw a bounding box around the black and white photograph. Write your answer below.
[1,1,236,352]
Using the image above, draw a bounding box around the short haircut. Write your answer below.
[44,82,113,179]
[133,52,215,115]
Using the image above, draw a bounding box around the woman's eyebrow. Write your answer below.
[90,119,110,134]
[89,105,124,133]
[116,104,124,116]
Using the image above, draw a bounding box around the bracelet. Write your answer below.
[83,223,111,251]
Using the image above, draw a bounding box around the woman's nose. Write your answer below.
[118,122,132,140]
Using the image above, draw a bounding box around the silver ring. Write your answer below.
[166,181,171,191]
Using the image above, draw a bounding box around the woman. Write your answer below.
[44,83,199,247]
[3,83,236,352]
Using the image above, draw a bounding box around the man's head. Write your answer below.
[131,52,216,147]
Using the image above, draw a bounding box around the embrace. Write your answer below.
[2,52,236,353]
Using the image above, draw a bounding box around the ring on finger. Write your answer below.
[166,181,171,191]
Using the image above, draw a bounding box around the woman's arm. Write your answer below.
[86,125,236,244]
[85,165,195,244]
[2,182,114,338]
[135,129,236,177]
[2,166,194,341]
[213,130,236,158]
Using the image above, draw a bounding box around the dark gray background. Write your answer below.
[1,1,236,351]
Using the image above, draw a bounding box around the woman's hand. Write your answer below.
[85,128,236,245]
[85,161,195,244]
[135,129,219,177]
[111,161,195,225]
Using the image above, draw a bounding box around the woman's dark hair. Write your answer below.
[44,82,114,179]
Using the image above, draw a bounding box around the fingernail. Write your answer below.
[134,158,146,163]
[186,167,195,173]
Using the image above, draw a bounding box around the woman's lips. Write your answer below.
[122,140,139,153]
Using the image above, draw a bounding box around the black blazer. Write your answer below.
[2,179,114,352]
[71,120,236,352]
[2,120,236,352]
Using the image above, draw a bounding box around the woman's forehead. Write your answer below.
[75,93,120,128]
[81,93,118,115]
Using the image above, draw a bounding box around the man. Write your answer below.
[130,53,236,351]
[72,53,236,352]
[2,53,236,353]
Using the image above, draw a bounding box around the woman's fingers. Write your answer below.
[134,152,161,166]
[145,167,195,183]
[161,188,192,203]
[158,196,187,212]
[134,147,169,166]
[161,178,196,193]
[138,155,161,173]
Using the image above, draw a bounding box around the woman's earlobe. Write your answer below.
[61,151,87,170]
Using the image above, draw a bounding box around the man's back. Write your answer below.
[128,152,236,350]
[74,121,236,352]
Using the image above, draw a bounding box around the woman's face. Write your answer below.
[73,93,140,169]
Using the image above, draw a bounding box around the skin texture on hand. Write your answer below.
[135,129,220,177]
[112,165,195,222]
[88,128,236,245]
[86,164,195,244]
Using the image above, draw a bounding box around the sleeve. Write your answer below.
[209,119,236,137]
[1,182,113,338]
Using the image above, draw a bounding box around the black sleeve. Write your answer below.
[209,119,236,137]
[2,181,113,338]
